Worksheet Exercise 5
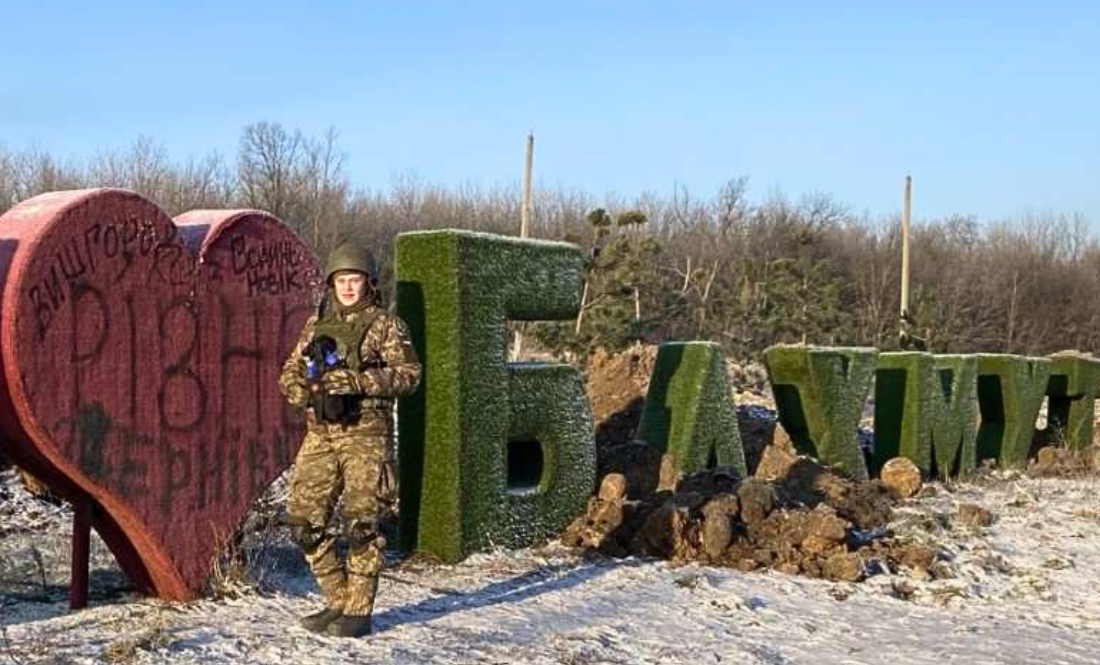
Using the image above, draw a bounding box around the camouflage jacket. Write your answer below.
[279,305,422,429]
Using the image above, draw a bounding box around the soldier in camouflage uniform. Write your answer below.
[279,242,421,638]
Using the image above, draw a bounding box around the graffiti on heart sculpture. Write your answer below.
[0,189,320,600]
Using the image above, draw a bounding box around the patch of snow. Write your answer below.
[3,471,1100,664]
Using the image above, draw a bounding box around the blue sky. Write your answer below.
[3,1,1098,224]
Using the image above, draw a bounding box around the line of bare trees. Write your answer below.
[1,123,1096,361]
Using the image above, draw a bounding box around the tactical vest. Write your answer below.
[310,308,391,413]
[311,308,384,371]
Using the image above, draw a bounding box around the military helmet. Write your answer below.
[324,242,378,284]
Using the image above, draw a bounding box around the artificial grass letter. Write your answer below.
[871,352,978,479]
[763,345,878,480]
[1045,351,1100,451]
[975,354,1050,467]
[394,230,595,561]
[637,342,747,476]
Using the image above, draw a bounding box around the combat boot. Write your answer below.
[327,614,372,638]
[300,607,342,633]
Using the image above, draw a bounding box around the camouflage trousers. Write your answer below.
[286,416,396,616]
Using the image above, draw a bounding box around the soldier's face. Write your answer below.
[333,271,367,306]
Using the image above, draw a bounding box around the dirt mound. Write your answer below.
[585,344,658,451]
[578,349,928,582]
[585,346,778,474]
[597,440,668,499]
[754,438,895,530]
[564,441,938,583]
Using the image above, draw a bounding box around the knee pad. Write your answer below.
[293,523,328,551]
[344,520,380,549]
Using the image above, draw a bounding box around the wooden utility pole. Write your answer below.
[899,174,913,344]
[900,174,912,320]
[512,133,534,360]
[520,132,534,238]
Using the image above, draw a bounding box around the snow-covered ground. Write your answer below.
[3,469,1100,665]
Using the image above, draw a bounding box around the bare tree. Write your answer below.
[237,121,305,220]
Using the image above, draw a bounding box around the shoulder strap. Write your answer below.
[348,309,386,371]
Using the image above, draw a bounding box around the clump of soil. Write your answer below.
[564,435,941,583]
[880,457,923,499]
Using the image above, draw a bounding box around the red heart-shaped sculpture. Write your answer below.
[0,189,319,599]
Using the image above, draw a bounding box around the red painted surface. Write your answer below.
[0,190,320,599]
[70,500,92,609]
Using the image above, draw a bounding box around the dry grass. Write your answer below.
[100,624,171,664]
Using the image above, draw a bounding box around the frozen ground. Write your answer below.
[2,468,1100,665]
